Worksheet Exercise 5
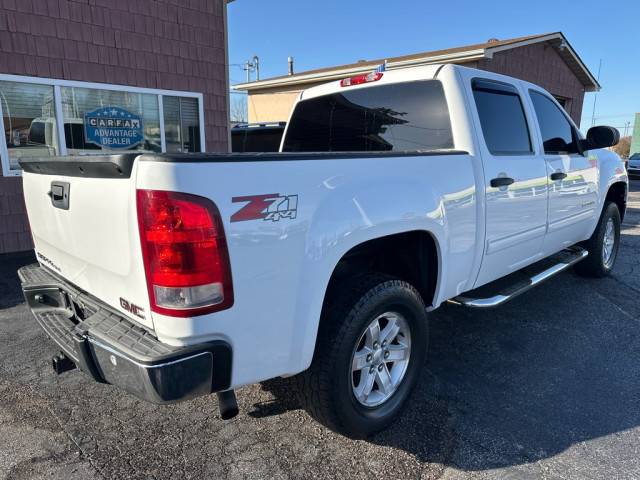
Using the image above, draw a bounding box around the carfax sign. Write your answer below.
[84,106,143,149]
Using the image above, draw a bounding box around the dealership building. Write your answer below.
[0,14,603,255]
[234,32,599,127]
[0,0,232,254]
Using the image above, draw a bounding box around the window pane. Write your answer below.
[232,125,285,152]
[163,96,181,153]
[530,91,578,154]
[163,96,201,153]
[180,97,201,153]
[1,81,59,170]
[59,87,160,154]
[472,80,531,155]
[282,80,453,152]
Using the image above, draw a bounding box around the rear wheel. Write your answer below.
[574,201,621,277]
[295,273,428,438]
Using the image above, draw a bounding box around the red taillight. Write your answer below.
[340,72,383,87]
[137,190,233,317]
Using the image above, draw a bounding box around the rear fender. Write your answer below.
[289,179,446,372]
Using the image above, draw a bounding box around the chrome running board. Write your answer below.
[448,246,588,308]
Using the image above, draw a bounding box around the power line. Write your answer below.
[582,114,636,119]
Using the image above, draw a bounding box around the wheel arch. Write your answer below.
[605,180,627,222]
[325,230,439,310]
[291,228,443,377]
[303,230,440,370]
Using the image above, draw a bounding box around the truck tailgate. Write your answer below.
[20,155,153,330]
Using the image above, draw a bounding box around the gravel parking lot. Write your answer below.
[2,180,640,479]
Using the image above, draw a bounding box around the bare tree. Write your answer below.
[611,136,631,158]
[230,96,247,123]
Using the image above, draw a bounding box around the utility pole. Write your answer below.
[591,59,602,127]
[242,56,260,83]
[245,60,252,83]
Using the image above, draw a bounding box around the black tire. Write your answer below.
[574,201,621,277]
[295,273,428,439]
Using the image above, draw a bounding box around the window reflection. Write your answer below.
[163,96,201,153]
[60,87,161,154]
[1,82,58,170]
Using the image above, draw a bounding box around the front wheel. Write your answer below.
[295,274,428,439]
[574,201,621,277]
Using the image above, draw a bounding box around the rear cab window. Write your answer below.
[231,123,286,152]
[282,80,454,152]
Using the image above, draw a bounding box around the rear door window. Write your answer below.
[472,79,532,155]
[282,80,453,152]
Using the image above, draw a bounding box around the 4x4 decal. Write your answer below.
[231,194,298,222]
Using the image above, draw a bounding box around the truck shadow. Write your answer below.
[248,377,301,419]
[370,275,640,470]
[0,250,36,309]
[251,271,640,471]
[622,178,640,231]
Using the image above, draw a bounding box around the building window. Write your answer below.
[552,96,572,116]
[59,87,161,153]
[0,75,204,177]
[0,81,59,172]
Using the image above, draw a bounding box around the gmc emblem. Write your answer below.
[120,297,145,320]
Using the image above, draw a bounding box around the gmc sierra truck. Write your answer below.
[18,64,626,438]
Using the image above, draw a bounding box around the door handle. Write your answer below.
[490,177,514,188]
[48,185,64,201]
[550,172,567,181]
[48,181,70,210]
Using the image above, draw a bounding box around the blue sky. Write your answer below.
[228,0,639,135]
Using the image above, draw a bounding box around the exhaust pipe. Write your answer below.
[216,390,239,420]
[52,352,76,374]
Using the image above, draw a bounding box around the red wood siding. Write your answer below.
[478,42,585,125]
[0,0,229,253]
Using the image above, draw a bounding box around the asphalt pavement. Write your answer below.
[1,181,640,479]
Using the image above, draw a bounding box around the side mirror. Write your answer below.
[586,126,620,149]
[543,137,568,153]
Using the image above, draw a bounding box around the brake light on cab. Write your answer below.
[136,190,233,317]
[340,72,383,87]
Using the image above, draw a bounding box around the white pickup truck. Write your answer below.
[19,64,627,438]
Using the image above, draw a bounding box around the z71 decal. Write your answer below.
[231,193,298,222]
